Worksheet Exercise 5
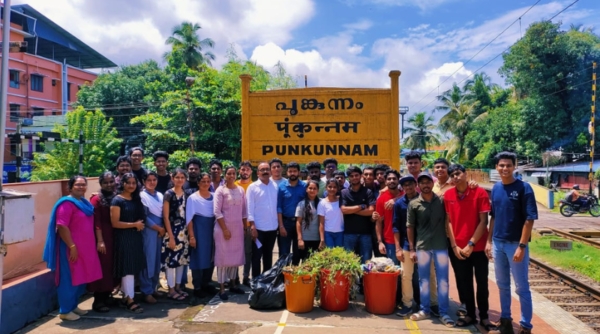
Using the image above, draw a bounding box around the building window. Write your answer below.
[9,70,20,89]
[67,82,71,101]
[33,107,44,117]
[31,74,43,92]
[10,104,20,122]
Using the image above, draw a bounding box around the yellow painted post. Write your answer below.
[389,70,401,170]
[591,63,597,194]
[240,74,252,162]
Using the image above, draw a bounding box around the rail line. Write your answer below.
[529,257,600,332]
[548,228,600,249]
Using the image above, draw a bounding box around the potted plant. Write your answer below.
[304,247,363,312]
[282,263,319,313]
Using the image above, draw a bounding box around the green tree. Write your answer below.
[499,21,600,152]
[462,72,496,114]
[75,60,165,148]
[438,100,481,162]
[435,83,464,114]
[403,112,441,151]
[165,22,215,68]
[31,108,122,181]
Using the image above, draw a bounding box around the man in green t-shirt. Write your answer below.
[407,172,454,328]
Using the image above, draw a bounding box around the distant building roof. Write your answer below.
[23,115,66,132]
[8,4,116,69]
[524,160,600,173]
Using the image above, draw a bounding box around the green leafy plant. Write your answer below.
[304,247,363,300]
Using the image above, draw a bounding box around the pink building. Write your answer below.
[1,4,116,163]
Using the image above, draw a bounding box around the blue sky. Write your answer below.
[16,0,599,113]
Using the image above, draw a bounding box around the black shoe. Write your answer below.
[430,305,440,317]
[202,285,218,295]
[243,278,251,287]
[193,289,206,298]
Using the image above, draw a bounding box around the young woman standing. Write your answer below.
[140,171,166,303]
[110,173,146,314]
[162,168,189,301]
[296,180,325,261]
[211,167,247,299]
[317,179,344,248]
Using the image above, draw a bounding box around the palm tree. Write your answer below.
[438,100,481,162]
[434,83,464,113]
[164,22,215,68]
[462,72,498,113]
[403,112,441,151]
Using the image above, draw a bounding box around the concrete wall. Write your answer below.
[2,178,101,281]
[528,182,554,209]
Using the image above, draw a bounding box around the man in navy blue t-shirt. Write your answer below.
[487,152,537,334]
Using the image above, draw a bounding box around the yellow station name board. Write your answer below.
[240,71,400,168]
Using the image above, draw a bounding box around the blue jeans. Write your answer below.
[325,231,344,248]
[493,240,533,330]
[384,242,399,265]
[343,233,372,264]
[417,249,449,316]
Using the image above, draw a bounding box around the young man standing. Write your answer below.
[393,176,422,317]
[322,158,349,188]
[445,164,495,330]
[307,161,326,198]
[209,159,225,192]
[374,164,389,194]
[407,172,454,327]
[432,158,453,196]
[183,158,202,193]
[235,161,253,286]
[488,152,537,334]
[129,147,147,183]
[363,166,379,197]
[341,166,376,264]
[153,151,171,194]
[405,151,424,180]
[247,162,279,278]
[269,158,287,186]
[276,162,306,263]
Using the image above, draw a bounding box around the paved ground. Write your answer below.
[15,200,599,334]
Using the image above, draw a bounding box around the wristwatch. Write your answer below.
[468,240,475,247]
[361,204,366,210]
[518,243,527,248]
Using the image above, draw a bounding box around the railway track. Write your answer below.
[547,228,600,249]
[530,257,600,332]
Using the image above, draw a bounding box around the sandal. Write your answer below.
[126,302,144,314]
[440,315,455,328]
[410,311,431,321]
[456,316,477,327]
[92,303,110,313]
[480,319,498,331]
[176,289,189,297]
[167,292,186,301]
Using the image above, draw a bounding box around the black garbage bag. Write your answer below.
[248,253,293,309]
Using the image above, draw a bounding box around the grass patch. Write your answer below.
[529,233,600,283]
[550,190,566,213]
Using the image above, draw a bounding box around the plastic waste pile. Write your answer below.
[362,257,401,273]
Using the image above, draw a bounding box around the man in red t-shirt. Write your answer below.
[445,164,495,330]
[373,169,404,262]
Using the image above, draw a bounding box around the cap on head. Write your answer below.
[573,184,580,190]
[417,172,433,183]
[399,175,416,186]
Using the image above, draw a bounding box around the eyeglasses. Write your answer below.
[258,168,270,173]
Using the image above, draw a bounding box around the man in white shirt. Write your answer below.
[247,161,279,279]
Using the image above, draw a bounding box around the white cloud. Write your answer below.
[15,0,315,67]
[342,0,458,10]
[343,19,373,31]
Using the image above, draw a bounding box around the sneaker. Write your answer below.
[59,312,80,321]
[396,305,412,317]
[72,307,88,316]
[430,305,440,317]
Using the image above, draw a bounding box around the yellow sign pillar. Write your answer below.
[240,71,401,168]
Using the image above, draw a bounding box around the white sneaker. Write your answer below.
[59,312,80,321]
[73,307,88,315]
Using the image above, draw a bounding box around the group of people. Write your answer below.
[43,148,537,334]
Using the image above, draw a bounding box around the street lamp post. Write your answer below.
[399,106,409,139]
